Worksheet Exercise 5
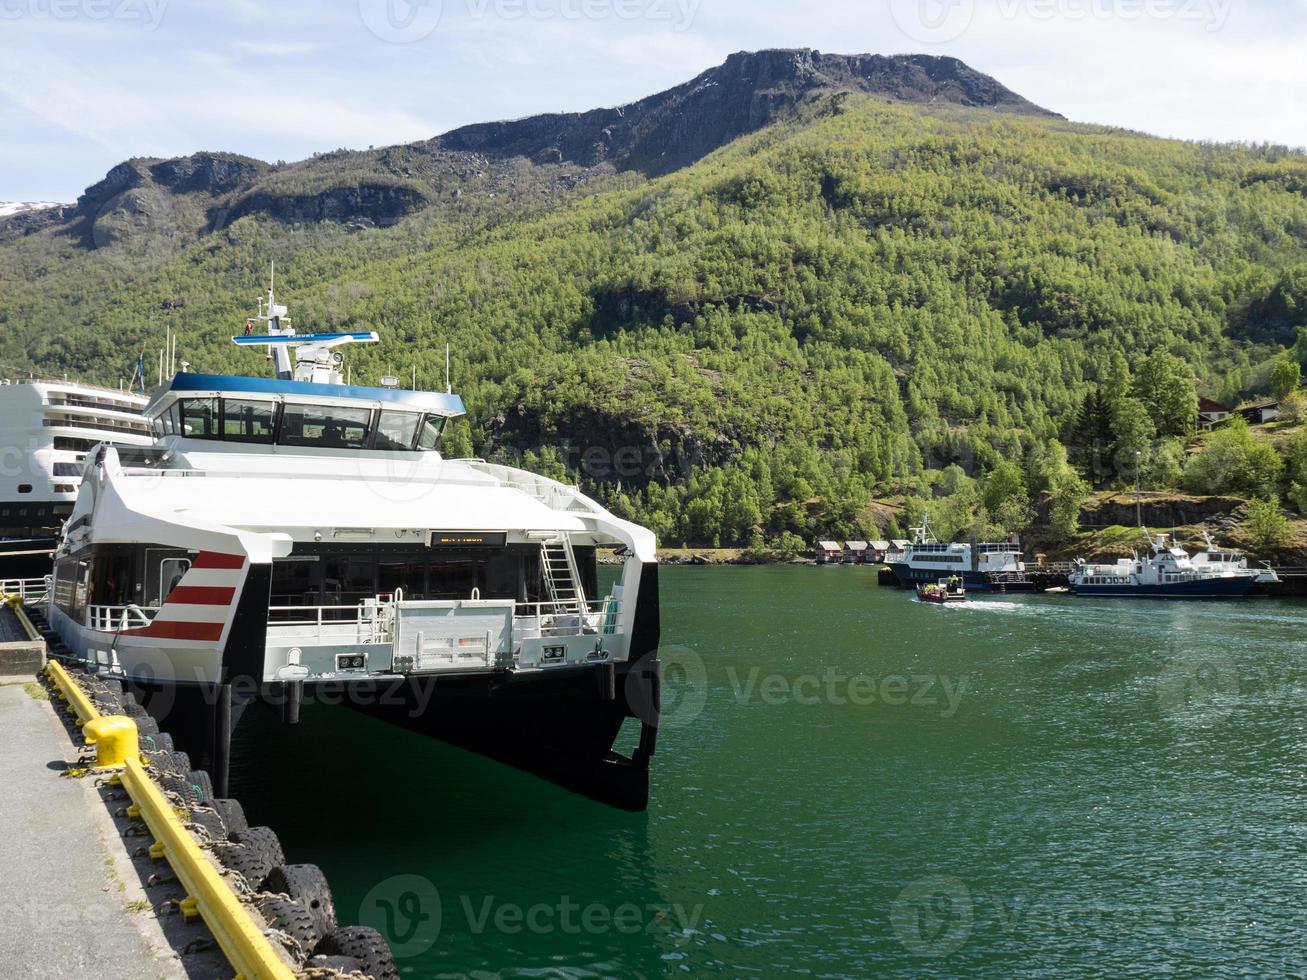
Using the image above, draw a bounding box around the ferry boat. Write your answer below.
[0,378,149,580]
[888,514,1032,592]
[44,279,663,810]
[1069,531,1266,598]
[1189,531,1280,586]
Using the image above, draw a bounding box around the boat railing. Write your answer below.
[87,604,158,631]
[460,460,596,513]
[513,598,622,637]
[1,577,51,605]
[264,595,623,648]
[266,603,392,645]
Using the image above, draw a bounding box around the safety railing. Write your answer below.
[266,603,391,645]
[514,597,621,637]
[87,604,157,632]
[1,577,50,605]
[43,660,295,980]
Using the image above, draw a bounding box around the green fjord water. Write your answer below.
[232,566,1307,976]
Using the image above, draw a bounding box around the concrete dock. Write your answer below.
[0,669,227,979]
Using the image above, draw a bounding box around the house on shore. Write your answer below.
[844,541,869,564]
[1197,397,1231,431]
[1239,400,1280,425]
[869,540,891,563]
[816,540,843,564]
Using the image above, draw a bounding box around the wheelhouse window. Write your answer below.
[416,415,445,451]
[374,411,422,451]
[281,404,372,449]
[180,398,218,439]
[222,399,277,444]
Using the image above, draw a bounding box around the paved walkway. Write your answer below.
[0,678,186,978]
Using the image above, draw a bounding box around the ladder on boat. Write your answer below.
[540,538,586,615]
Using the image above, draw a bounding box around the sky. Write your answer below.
[1,0,1305,201]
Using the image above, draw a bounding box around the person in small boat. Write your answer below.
[948,575,961,594]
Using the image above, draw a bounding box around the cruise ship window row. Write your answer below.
[46,394,143,414]
[41,416,150,435]
[156,398,447,452]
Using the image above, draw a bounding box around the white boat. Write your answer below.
[1189,531,1279,585]
[1070,530,1266,598]
[888,513,1031,592]
[0,377,149,579]
[45,274,663,810]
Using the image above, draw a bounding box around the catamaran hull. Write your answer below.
[339,659,661,811]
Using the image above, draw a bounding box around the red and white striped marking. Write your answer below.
[102,550,246,643]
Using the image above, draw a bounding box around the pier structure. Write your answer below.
[0,596,400,979]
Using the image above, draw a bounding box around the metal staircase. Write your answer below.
[540,538,586,615]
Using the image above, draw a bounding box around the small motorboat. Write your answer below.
[916,578,966,603]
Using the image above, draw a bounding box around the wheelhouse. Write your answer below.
[144,374,463,454]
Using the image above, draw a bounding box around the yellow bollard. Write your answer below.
[82,715,140,770]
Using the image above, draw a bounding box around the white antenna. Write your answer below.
[412,365,417,390]
[157,348,163,385]
[445,343,451,394]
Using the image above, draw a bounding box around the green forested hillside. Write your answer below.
[4,94,1307,548]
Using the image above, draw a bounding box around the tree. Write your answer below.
[1065,389,1113,486]
[1183,418,1284,497]
[1144,438,1185,489]
[1109,397,1156,483]
[1295,326,1307,370]
[1244,498,1291,555]
[1046,470,1090,542]
[1132,351,1197,436]
[1270,359,1301,400]
[983,461,1032,535]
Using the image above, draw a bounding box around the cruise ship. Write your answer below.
[888,514,1032,592]
[43,281,663,810]
[0,378,149,579]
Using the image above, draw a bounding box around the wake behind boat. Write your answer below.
[45,274,663,810]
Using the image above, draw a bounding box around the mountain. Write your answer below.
[0,49,1053,249]
[437,49,1059,175]
[3,52,1306,548]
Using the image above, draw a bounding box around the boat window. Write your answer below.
[374,411,422,451]
[159,558,191,602]
[180,398,219,439]
[222,399,277,444]
[168,402,182,436]
[152,416,166,438]
[280,404,372,449]
[416,415,445,451]
[52,462,82,477]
